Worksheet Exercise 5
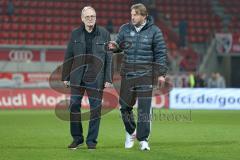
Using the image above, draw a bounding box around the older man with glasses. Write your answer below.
[62,6,112,150]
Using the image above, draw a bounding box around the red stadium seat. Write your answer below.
[11,24,19,31]
[43,32,50,40]
[36,25,44,31]
[18,32,26,39]
[26,32,35,39]
[2,23,10,31]
[36,32,43,40]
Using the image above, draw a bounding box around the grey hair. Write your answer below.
[81,6,96,17]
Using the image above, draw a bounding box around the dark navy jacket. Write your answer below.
[116,16,168,78]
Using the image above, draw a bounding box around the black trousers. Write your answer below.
[119,75,153,141]
[69,81,103,146]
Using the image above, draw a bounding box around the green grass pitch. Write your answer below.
[0,109,239,160]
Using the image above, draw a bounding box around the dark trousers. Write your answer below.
[119,75,153,141]
[69,81,102,146]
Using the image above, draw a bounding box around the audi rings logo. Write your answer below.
[9,50,33,62]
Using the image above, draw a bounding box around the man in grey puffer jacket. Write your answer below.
[109,3,168,151]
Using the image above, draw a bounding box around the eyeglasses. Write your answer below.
[85,15,96,20]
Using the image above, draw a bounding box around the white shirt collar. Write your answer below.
[134,20,147,32]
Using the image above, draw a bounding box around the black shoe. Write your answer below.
[68,140,84,150]
[87,145,96,150]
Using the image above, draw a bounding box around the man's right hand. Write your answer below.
[63,81,70,88]
[108,41,118,51]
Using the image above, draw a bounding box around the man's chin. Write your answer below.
[87,24,95,27]
[132,22,137,26]
[134,24,141,27]
[132,22,140,27]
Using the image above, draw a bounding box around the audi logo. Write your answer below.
[9,50,33,62]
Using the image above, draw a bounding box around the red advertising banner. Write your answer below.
[0,89,69,109]
[0,88,169,109]
[0,49,64,62]
[0,49,40,61]
[232,33,240,53]
[45,50,64,61]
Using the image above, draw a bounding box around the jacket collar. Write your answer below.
[78,24,99,36]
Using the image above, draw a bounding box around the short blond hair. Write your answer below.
[131,3,148,17]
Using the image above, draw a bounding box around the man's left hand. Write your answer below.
[158,76,165,82]
[104,82,113,88]
[158,76,165,88]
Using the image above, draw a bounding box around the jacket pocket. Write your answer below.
[95,42,106,54]
[72,40,83,55]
